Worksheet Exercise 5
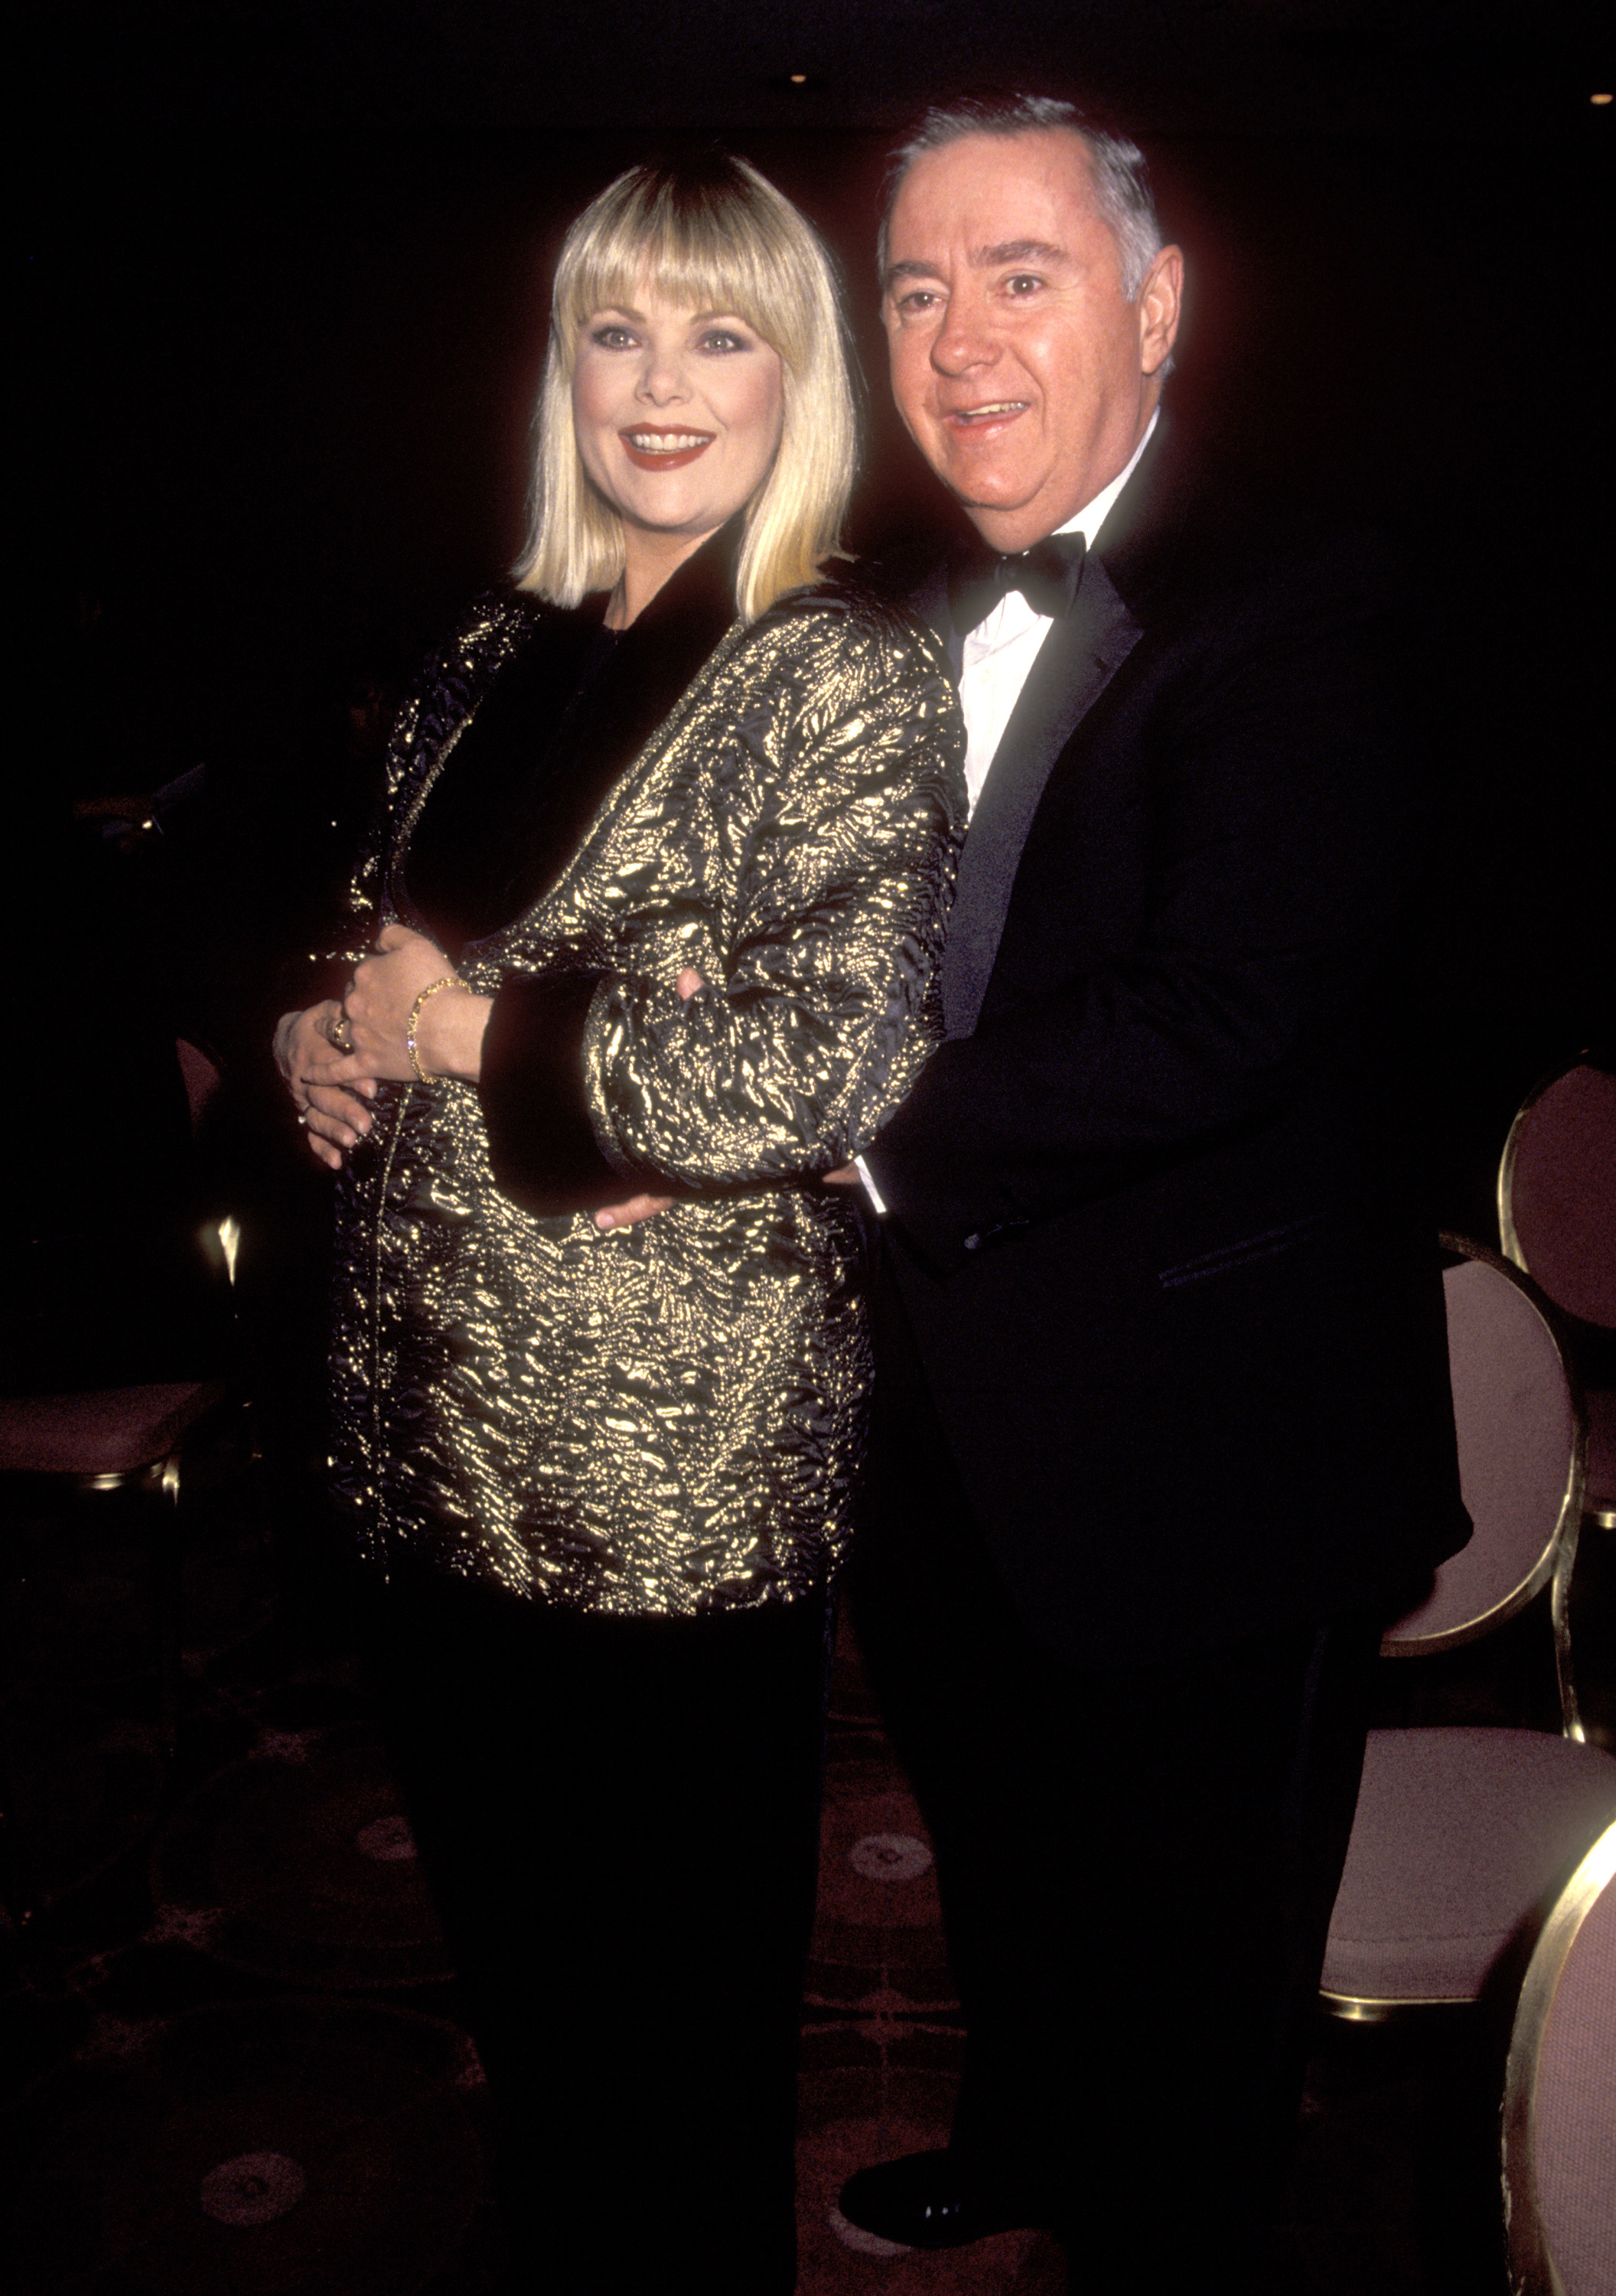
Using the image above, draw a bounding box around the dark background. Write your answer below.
[3,21,1610,2284]
[18,0,1613,1228]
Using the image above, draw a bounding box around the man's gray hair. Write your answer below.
[878,93,1165,302]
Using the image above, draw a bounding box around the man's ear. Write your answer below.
[1138,246,1183,377]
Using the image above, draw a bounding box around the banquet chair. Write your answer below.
[175,1035,243,1288]
[1321,1238,1616,2019]
[1500,1818,1616,2296]
[1499,1057,1616,1531]
[0,1042,236,1925]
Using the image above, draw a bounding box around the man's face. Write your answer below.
[882,129,1181,553]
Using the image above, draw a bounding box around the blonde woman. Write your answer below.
[274,155,963,2291]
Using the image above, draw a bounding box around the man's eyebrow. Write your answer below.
[975,239,1067,268]
[883,259,943,292]
[882,240,1070,294]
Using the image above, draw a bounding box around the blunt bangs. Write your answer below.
[516,155,855,622]
[556,180,815,386]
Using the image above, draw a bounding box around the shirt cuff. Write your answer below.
[853,1154,888,1216]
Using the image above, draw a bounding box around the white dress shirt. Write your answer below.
[855,413,1159,1214]
[958,409,1158,817]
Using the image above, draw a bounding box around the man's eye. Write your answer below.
[897,289,941,316]
[1004,275,1043,296]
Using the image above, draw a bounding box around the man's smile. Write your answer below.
[943,400,1031,429]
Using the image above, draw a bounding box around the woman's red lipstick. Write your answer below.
[619,427,715,471]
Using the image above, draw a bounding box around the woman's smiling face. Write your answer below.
[572,284,785,554]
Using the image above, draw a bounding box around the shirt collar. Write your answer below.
[1052,405,1159,554]
[958,409,1160,657]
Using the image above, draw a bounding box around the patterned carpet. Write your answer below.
[6,1420,1594,2292]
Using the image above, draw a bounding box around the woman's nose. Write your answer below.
[635,347,690,403]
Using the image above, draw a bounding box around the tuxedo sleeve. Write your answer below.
[862,536,1416,1271]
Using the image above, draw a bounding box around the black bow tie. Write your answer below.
[949,530,1087,636]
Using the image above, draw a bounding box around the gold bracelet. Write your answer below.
[406,974,466,1084]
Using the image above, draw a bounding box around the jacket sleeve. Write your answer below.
[578,601,965,1193]
[863,536,1418,1268]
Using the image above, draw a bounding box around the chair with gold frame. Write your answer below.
[1498,1057,1616,1533]
[1321,1238,1616,2020]
[1500,1818,1616,2296]
[0,1042,236,1926]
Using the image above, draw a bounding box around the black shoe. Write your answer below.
[835,2149,1034,2251]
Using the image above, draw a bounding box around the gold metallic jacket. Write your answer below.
[329,582,965,1613]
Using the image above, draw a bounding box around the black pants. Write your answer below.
[366,1557,832,2293]
[850,1370,1381,2294]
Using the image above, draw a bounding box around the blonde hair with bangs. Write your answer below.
[514,155,856,623]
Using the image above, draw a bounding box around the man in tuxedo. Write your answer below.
[835,96,1468,2285]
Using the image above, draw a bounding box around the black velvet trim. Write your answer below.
[411,518,744,1214]
[479,973,630,1215]
[403,611,616,962]
[406,517,744,964]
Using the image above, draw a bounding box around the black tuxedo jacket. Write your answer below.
[864,420,1469,1659]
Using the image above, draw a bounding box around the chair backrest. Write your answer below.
[1501,1818,1616,2296]
[1383,1241,1585,1712]
[175,1038,223,1136]
[1500,1060,1616,1332]
[174,1038,241,1284]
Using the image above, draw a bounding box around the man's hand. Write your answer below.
[594,1192,676,1231]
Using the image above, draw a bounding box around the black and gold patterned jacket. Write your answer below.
[329,577,965,1614]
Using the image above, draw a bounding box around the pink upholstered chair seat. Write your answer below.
[1501,1063,1616,1331]
[1500,1059,1616,1538]
[1383,1255,1575,1646]
[0,1382,226,1478]
[1507,1832,1616,2296]
[1324,1727,1616,2004]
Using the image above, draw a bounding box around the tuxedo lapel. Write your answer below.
[941,556,1142,1039]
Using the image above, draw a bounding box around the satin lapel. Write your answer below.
[941,558,1142,1039]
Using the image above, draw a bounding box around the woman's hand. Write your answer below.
[274,1002,378,1171]
[345,923,492,1083]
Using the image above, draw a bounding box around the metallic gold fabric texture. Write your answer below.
[328,584,965,1615]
